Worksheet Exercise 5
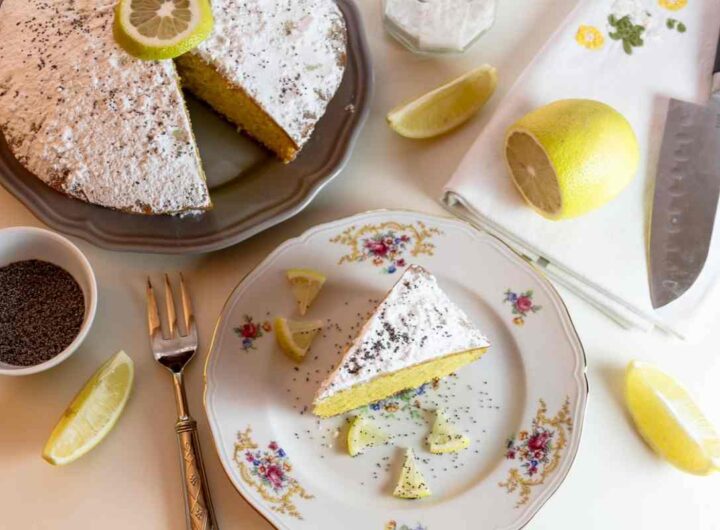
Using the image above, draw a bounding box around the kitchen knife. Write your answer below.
[648,36,720,309]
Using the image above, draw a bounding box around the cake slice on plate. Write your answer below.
[176,0,347,163]
[313,265,490,418]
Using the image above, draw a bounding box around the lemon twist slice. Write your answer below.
[626,361,720,475]
[426,409,470,454]
[505,99,639,220]
[393,448,432,499]
[42,351,134,466]
[347,415,390,457]
[275,317,323,362]
[114,0,214,61]
[286,268,326,316]
[387,65,497,139]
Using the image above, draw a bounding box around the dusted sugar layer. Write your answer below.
[313,265,490,417]
[179,0,347,161]
[0,0,210,214]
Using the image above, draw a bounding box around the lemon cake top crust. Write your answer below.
[314,265,490,403]
[189,0,347,150]
[0,0,210,214]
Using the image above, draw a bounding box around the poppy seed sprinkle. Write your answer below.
[0,260,85,366]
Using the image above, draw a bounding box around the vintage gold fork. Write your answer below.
[146,274,218,530]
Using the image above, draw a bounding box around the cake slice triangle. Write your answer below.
[313,265,490,417]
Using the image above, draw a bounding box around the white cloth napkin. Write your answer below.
[442,0,720,340]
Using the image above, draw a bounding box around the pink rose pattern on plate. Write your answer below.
[234,315,272,351]
[503,289,542,326]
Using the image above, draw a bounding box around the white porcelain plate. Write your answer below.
[204,210,588,530]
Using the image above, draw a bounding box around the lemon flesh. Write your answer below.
[427,409,470,454]
[114,0,214,61]
[42,351,134,466]
[625,361,720,475]
[387,65,497,139]
[286,268,326,316]
[275,317,323,362]
[505,99,639,220]
[393,448,432,499]
[347,415,390,457]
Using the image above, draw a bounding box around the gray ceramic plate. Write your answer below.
[0,0,371,254]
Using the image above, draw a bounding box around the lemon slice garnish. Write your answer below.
[347,415,390,457]
[393,448,432,499]
[626,361,720,475]
[275,317,323,362]
[505,99,639,220]
[426,409,470,454]
[114,0,214,61]
[286,268,326,316]
[42,351,134,466]
[387,65,497,139]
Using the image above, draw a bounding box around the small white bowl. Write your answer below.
[0,227,97,376]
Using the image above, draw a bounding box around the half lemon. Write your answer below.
[286,268,326,316]
[43,351,134,466]
[275,317,324,362]
[114,0,214,61]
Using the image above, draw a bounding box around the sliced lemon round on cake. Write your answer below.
[625,361,720,475]
[393,448,432,499]
[42,351,134,466]
[505,99,639,220]
[275,317,323,362]
[286,268,326,316]
[427,409,470,454]
[347,415,390,457]
[387,65,497,139]
[114,0,214,61]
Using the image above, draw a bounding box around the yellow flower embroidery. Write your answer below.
[575,25,605,50]
[658,0,687,11]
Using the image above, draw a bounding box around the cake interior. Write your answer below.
[312,346,488,418]
[175,53,300,163]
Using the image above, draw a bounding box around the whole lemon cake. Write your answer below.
[313,265,490,418]
[0,0,211,215]
[176,0,347,163]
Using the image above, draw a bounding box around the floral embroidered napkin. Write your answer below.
[442,0,720,339]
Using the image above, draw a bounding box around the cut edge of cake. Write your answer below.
[312,265,490,418]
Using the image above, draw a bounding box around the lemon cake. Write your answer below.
[0,0,211,214]
[313,265,490,418]
[176,0,347,163]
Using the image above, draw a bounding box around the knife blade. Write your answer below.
[649,91,720,309]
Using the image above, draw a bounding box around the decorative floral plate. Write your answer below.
[204,210,588,529]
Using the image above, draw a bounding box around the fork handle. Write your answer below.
[175,417,218,530]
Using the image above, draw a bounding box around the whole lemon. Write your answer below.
[504,99,639,220]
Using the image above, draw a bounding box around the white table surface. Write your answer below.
[1,1,719,528]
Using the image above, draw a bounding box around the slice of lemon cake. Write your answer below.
[0,0,211,214]
[175,0,347,163]
[313,265,490,418]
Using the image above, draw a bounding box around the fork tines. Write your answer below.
[146,273,195,340]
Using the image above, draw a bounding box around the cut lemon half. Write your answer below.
[505,99,639,220]
[114,0,214,61]
[275,317,323,362]
[42,351,134,466]
[287,268,326,316]
[625,361,720,475]
[347,415,390,457]
[393,448,431,499]
[387,65,497,139]
[427,409,470,454]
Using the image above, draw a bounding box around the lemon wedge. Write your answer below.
[286,268,326,316]
[347,415,390,457]
[426,409,470,454]
[505,99,639,220]
[393,448,432,499]
[42,351,134,466]
[625,361,720,475]
[387,65,497,139]
[275,317,323,362]
[114,0,214,61]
